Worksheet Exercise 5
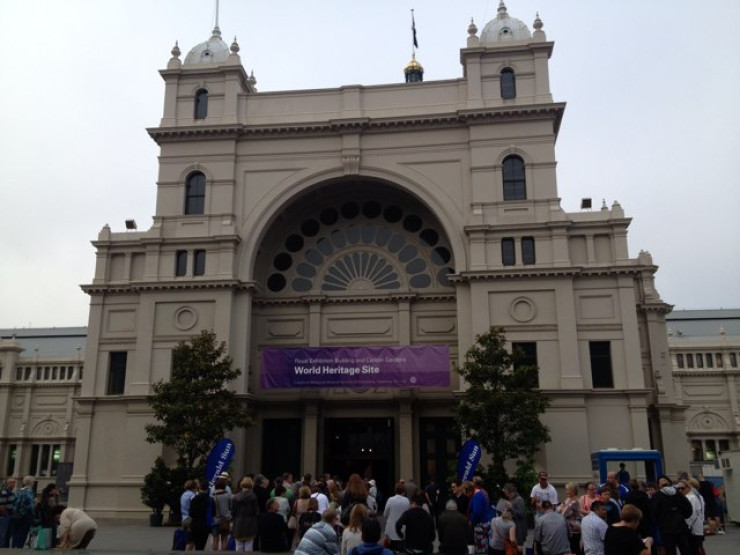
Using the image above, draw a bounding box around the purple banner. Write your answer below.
[261,345,450,389]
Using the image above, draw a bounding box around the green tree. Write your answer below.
[145,330,251,477]
[454,326,550,491]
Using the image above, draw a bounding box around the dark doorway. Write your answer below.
[262,419,302,480]
[323,418,394,494]
[419,417,460,495]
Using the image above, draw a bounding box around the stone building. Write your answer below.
[0,3,688,515]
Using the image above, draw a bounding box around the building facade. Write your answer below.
[0,328,85,495]
[23,4,688,516]
[666,309,740,476]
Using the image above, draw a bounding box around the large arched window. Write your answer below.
[502,155,526,200]
[194,89,208,119]
[500,67,516,99]
[184,172,206,215]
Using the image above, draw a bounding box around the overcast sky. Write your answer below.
[0,0,738,329]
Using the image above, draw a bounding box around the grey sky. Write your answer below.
[1,0,738,328]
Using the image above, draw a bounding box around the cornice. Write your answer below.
[81,279,258,296]
[253,292,456,306]
[639,301,674,315]
[147,104,566,143]
[672,369,740,378]
[451,264,650,282]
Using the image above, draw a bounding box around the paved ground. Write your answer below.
[2,519,737,554]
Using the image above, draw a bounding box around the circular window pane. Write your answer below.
[316,238,334,256]
[320,208,339,226]
[403,214,423,232]
[398,245,418,263]
[361,224,377,244]
[406,258,427,274]
[419,228,439,246]
[410,274,432,288]
[305,248,324,265]
[285,234,304,252]
[267,273,286,292]
[330,229,347,248]
[301,219,320,237]
[341,202,360,219]
[362,201,382,218]
[273,253,292,271]
[383,205,403,223]
[431,246,452,265]
[292,278,312,292]
[346,225,360,244]
[296,262,316,278]
[388,234,405,253]
[375,227,391,246]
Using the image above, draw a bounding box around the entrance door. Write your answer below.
[262,419,302,480]
[419,417,460,493]
[323,418,394,493]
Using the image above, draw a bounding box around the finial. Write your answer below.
[601,199,608,210]
[468,18,478,36]
[230,37,240,54]
[533,12,543,31]
[171,41,181,58]
[498,0,508,17]
[212,25,222,38]
[249,71,257,86]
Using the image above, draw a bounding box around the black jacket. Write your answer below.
[651,487,691,535]
[396,507,436,553]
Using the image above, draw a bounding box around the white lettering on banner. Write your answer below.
[293,365,381,376]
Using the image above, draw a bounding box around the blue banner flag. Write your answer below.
[457,439,481,482]
[206,438,235,486]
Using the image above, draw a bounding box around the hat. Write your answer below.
[368,479,376,487]
[220,472,230,479]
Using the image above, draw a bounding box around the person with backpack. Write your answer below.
[11,476,36,548]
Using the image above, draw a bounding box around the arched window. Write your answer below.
[194,89,208,119]
[184,172,206,215]
[502,155,526,200]
[500,68,516,99]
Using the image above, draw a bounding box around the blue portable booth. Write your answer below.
[591,449,664,484]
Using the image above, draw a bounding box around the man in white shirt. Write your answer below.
[383,482,411,551]
[581,501,608,555]
[311,481,330,514]
[530,471,558,513]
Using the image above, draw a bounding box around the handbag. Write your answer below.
[287,515,298,530]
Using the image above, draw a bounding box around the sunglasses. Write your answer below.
[676,486,687,491]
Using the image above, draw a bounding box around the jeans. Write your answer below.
[11,513,32,548]
[0,515,10,548]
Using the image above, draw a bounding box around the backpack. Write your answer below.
[13,489,32,521]
[340,502,358,526]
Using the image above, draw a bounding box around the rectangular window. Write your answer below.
[731,353,738,368]
[719,439,730,452]
[705,354,713,368]
[716,353,724,368]
[502,238,516,266]
[512,341,539,387]
[705,439,717,461]
[107,351,128,395]
[521,237,535,265]
[696,353,704,368]
[29,444,40,475]
[6,444,16,476]
[193,249,206,276]
[686,354,694,368]
[690,440,703,462]
[51,445,61,476]
[175,250,188,277]
[676,354,684,368]
[589,341,614,388]
[39,444,51,477]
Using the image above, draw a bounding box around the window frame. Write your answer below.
[502,155,526,201]
[589,341,614,388]
[107,351,128,395]
[175,250,188,277]
[512,341,539,387]
[194,88,208,119]
[501,237,516,266]
[193,249,206,276]
[521,236,535,265]
[184,172,206,215]
[500,67,516,99]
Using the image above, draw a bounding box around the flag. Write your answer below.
[412,10,418,48]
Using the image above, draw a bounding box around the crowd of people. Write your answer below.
[0,475,97,549]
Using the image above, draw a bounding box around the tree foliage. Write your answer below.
[145,330,251,477]
[454,326,550,490]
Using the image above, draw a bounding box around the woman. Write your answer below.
[299,497,323,539]
[341,503,368,555]
[557,482,582,555]
[189,481,215,551]
[489,507,517,555]
[231,477,259,552]
[212,477,233,551]
[292,486,313,545]
[52,505,97,550]
[579,482,599,516]
[679,479,706,555]
[341,474,368,525]
[604,504,652,555]
[35,483,60,548]
[11,475,36,548]
[258,498,290,553]
[502,483,527,547]
[468,476,492,555]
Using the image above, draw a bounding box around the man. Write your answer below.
[581,500,608,555]
[395,494,436,555]
[530,471,558,514]
[11,475,35,548]
[598,471,628,506]
[533,500,570,555]
[651,475,692,555]
[294,507,339,555]
[0,478,16,548]
[257,498,290,553]
[450,481,469,516]
[436,499,469,555]
[179,479,198,551]
[424,477,440,517]
[616,463,630,487]
[53,505,97,549]
[383,482,411,551]
[349,518,393,555]
[502,483,527,547]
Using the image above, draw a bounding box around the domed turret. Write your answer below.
[184,25,231,65]
[404,54,424,83]
[480,1,532,44]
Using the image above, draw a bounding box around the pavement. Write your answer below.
[1,519,737,554]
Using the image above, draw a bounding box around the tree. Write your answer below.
[145,329,251,477]
[454,326,550,492]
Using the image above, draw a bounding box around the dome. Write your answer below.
[184,26,231,65]
[480,1,532,44]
